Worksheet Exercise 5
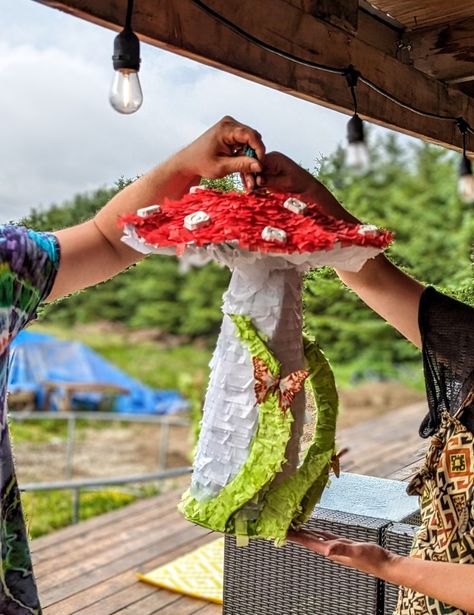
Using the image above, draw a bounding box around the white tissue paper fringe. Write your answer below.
[191,261,306,501]
[121,225,383,272]
[120,224,386,503]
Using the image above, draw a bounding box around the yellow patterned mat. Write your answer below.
[137,537,224,604]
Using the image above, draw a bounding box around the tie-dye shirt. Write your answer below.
[0,225,60,614]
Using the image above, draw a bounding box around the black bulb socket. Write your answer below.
[347,114,365,144]
[112,27,141,72]
[459,155,472,178]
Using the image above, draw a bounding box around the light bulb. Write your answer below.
[346,114,370,174]
[346,142,370,175]
[109,69,143,114]
[110,25,142,115]
[458,174,474,204]
[458,155,474,204]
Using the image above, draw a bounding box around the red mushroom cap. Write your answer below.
[120,189,392,257]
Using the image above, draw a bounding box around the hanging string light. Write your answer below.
[190,0,474,196]
[344,65,370,174]
[457,119,474,204]
[110,0,143,114]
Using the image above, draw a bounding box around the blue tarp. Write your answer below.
[8,331,188,415]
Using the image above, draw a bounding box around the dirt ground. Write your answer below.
[14,422,192,485]
[13,381,424,486]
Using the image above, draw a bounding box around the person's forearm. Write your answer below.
[289,529,474,612]
[50,154,198,300]
[336,255,424,347]
[378,555,474,612]
[48,116,265,302]
[303,179,424,347]
[93,153,199,266]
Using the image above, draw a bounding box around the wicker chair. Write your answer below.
[383,523,418,614]
[223,473,420,615]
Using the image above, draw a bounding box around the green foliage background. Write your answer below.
[23,136,473,380]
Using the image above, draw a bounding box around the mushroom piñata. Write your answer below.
[120,188,392,544]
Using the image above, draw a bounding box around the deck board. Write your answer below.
[338,401,427,478]
[41,523,205,606]
[32,401,429,614]
[34,505,183,579]
[46,533,216,614]
[32,493,163,551]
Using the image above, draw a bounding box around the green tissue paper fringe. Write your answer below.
[179,314,338,544]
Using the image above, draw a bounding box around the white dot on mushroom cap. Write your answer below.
[261,226,287,244]
[184,211,212,231]
[283,197,308,215]
[189,185,208,194]
[357,224,379,236]
[137,205,161,217]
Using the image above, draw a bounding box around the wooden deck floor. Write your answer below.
[31,401,429,614]
[32,491,220,614]
[338,401,428,481]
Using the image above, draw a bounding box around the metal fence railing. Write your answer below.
[11,411,191,523]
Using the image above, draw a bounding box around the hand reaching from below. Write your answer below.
[287,529,398,578]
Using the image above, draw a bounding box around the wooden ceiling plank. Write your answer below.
[368,0,474,29]
[409,18,474,83]
[369,0,474,28]
[34,0,474,155]
[458,82,474,98]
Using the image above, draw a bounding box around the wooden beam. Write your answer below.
[409,18,474,83]
[285,0,359,34]
[457,81,474,98]
[35,0,474,155]
[287,0,402,56]
[357,9,401,57]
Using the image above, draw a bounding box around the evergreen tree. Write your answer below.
[21,136,472,376]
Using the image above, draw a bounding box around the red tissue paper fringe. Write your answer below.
[119,189,393,254]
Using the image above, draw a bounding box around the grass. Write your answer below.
[9,417,132,445]
[16,323,203,539]
[11,419,70,443]
[23,486,159,539]
[332,360,425,392]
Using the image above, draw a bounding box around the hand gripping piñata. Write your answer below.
[120,187,392,545]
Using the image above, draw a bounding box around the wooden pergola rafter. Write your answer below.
[37,0,474,155]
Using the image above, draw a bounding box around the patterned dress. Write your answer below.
[0,225,60,614]
[396,410,474,614]
[395,288,474,615]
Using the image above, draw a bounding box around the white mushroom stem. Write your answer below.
[120,219,386,505]
[190,258,306,501]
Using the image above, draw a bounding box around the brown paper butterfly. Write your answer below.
[252,357,310,413]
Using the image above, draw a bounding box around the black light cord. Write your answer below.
[457,118,469,157]
[345,65,360,115]
[190,0,474,137]
[359,74,461,124]
[189,0,345,76]
[125,0,135,30]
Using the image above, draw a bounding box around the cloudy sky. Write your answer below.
[2,0,412,221]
